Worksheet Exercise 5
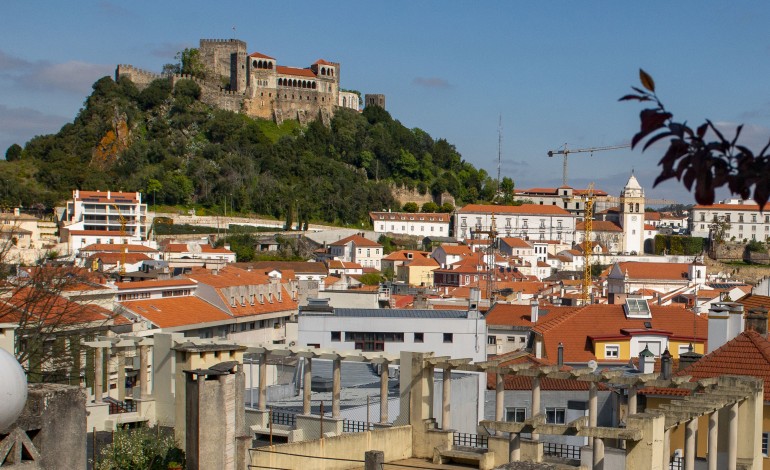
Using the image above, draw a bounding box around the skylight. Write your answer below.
[624,298,652,319]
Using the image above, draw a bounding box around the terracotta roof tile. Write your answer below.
[458,204,571,216]
[485,303,578,327]
[81,243,158,253]
[116,279,197,290]
[120,297,231,328]
[329,234,382,247]
[276,65,316,78]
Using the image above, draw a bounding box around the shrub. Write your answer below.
[95,426,184,470]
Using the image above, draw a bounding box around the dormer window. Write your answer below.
[624,298,652,319]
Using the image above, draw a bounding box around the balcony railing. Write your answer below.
[453,432,488,449]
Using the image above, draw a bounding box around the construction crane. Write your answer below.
[111,204,128,276]
[547,144,631,187]
[582,184,595,305]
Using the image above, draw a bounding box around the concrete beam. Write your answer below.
[479,420,530,434]
[578,426,643,441]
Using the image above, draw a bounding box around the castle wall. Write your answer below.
[115,64,164,90]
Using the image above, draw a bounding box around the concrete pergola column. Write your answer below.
[708,410,718,470]
[685,418,697,470]
[139,344,149,398]
[425,363,435,420]
[663,427,672,468]
[303,357,312,415]
[495,371,504,422]
[332,357,341,419]
[728,402,738,470]
[258,351,267,411]
[116,349,126,401]
[627,385,637,416]
[589,381,598,446]
[531,376,541,440]
[592,437,605,470]
[379,361,389,424]
[94,346,104,402]
[509,432,520,461]
[442,367,452,429]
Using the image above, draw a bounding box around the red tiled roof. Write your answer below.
[485,303,578,327]
[437,245,473,256]
[69,230,128,236]
[610,262,696,281]
[737,293,770,310]
[370,212,451,223]
[74,190,138,203]
[314,59,335,66]
[458,204,571,216]
[645,212,661,221]
[644,224,657,230]
[249,51,275,59]
[499,237,532,249]
[383,250,430,261]
[120,297,231,328]
[200,245,234,254]
[232,261,327,275]
[1,288,115,326]
[533,303,707,363]
[116,279,197,290]
[276,65,316,78]
[88,253,150,264]
[693,203,770,211]
[576,220,622,232]
[329,234,382,247]
[328,260,363,270]
[405,257,439,268]
[674,330,770,401]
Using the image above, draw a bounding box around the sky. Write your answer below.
[2,1,770,205]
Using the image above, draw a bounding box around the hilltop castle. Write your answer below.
[116,38,375,125]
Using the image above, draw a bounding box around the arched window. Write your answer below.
[635,203,640,212]
[321,68,326,76]
[628,203,633,212]
[252,60,258,68]
[293,79,298,87]
[343,97,347,107]
[312,82,316,89]
[330,68,334,76]
[268,62,273,69]
[277,78,282,86]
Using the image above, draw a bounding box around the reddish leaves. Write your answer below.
[622,69,770,209]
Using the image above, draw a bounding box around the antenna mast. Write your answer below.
[496,115,502,196]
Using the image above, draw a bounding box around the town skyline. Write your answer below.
[2,1,770,204]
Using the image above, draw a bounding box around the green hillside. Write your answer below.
[3,76,502,226]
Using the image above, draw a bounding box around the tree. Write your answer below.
[622,69,770,207]
[175,48,206,79]
[402,202,419,213]
[5,144,22,161]
[439,202,455,213]
[358,272,384,285]
[421,201,439,213]
[146,179,162,210]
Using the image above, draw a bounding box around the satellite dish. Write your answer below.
[587,360,598,372]
[0,348,27,429]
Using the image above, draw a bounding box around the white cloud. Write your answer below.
[0,50,112,94]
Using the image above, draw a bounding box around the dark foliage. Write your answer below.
[622,69,770,207]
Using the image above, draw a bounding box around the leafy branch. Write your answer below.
[621,69,770,207]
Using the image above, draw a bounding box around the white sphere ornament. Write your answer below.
[0,348,27,430]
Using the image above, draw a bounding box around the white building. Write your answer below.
[454,203,576,244]
[328,234,383,270]
[62,190,149,250]
[619,174,646,254]
[338,91,360,111]
[369,211,451,238]
[690,198,770,241]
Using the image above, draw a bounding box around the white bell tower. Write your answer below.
[620,172,645,254]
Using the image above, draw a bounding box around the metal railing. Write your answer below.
[453,432,488,449]
[543,442,581,460]
[106,399,137,414]
[670,456,684,470]
[342,419,374,433]
[270,409,297,427]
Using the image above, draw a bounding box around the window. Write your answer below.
[331,331,341,342]
[763,432,769,457]
[487,335,496,345]
[414,332,424,343]
[443,333,454,343]
[605,345,620,358]
[506,407,526,423]
[546,407,566,424]
[346,332,404,351]
[507,336,516,343]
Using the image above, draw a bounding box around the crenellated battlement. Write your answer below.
[199,38,247,47]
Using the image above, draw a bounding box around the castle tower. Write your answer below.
[198,39,248,91]
[620,172,645,254]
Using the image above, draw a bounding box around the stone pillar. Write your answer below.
[685,418,697,470]
[593,437,605,470]
[442,368,451,429]
[379,362,388,424]
[531,376,541,440]
[332,358,341,419]
[364,450,384,470]
[495,372,504,422]
[626,413,666,470]
[258,351,267,411]
[94,346,103,402]
[425,363,435,420]
[139,344,149,398]
[728,402,738,470]
[708,411,718,470]
[589,382,598,446]
[509,432,521,461]
[117,349,126,401]
[303,357,312,415]
[628,385,637,416]
[663,426,671,468]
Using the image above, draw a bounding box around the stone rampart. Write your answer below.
[115,64,164,90]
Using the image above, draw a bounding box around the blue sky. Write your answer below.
[2,1,770,204]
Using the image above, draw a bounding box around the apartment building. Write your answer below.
[690,198,770,241]
[61,190,149,249]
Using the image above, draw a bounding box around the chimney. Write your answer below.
[13,207,19,217]
[678,343,703,371]
[530,299,539,323]
[557,342,564,367]
[746,307,769,337]
[107,190,111,200]
[708,302,744,353]
[639,346,655,374]
[660,348,672,379]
